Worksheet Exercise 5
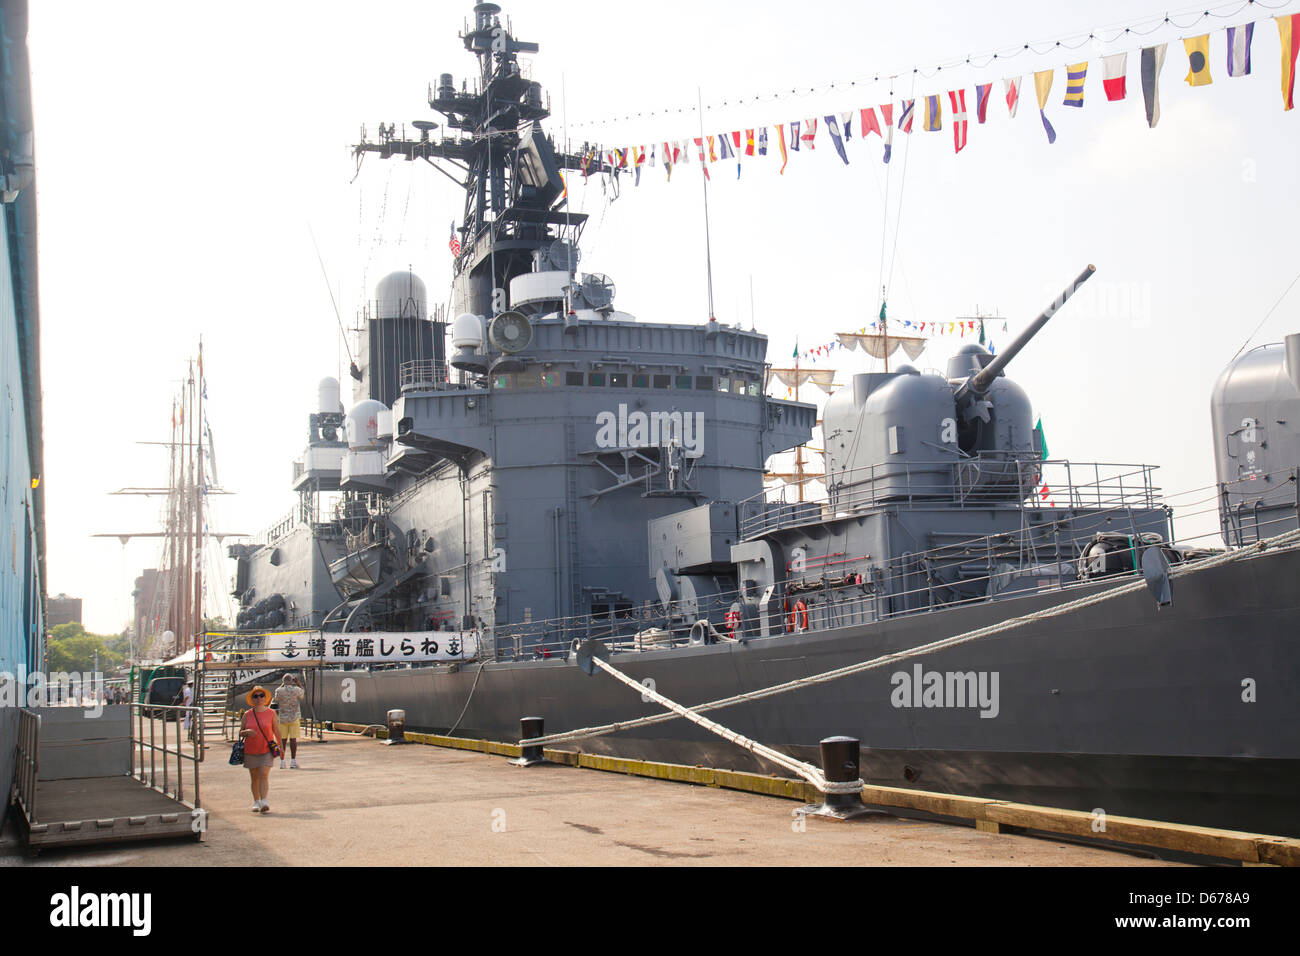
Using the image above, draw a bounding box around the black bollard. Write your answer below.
[793,735,883,822]
[509,715,547,766]
[384,708,411,745]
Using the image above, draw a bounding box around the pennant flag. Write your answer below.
[923,93,943,131]
[948,89,968,153]
[1141,43,1168,127]
[974,82,991,123]
[693,137,710,179]
[840,110,854,139]
[1034,69,1057,143]
[824,114,850,164]
[731,131,743,178]
[678,139,688,164]
[662,141,673,180]
[1102,53,1128,100]
[776,123,788,173]
[801,118,818,148]
[649,144,656,167]
[1184,34,1212,86]
[790,120,800,151]
[1279,14,1300,110]
[448,222,461,256]
[758,127,768,156]
[707,135,717,162]
[1063,62,1087,107]
[717,134,733,160]
[860,106,882,138]
[1227,23,1254,77]
[745,129,755,156]
[897,99,915,133]
[881,103,895,163]
[1004,76,1022,117]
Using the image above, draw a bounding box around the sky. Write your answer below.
[26,0,1300,634]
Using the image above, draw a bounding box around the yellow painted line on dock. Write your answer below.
[327,722,1300,865]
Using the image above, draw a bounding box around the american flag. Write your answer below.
[448,223,461,256]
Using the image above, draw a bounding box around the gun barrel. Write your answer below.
[964,264,1096,397]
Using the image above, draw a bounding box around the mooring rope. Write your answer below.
[522,527,1300,753]
[586,654,860,795]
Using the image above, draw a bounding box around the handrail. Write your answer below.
[15,709,40,824]
[132,702,202,809]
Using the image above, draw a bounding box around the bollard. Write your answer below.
[793,735,884,822]
[384,709,411,745]
[509,716,547,766]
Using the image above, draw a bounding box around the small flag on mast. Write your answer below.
[448,223,461,256]
[1004,76,1022,117]
[1184,35,1212,86]
[1278,14,1300,110]
[948,89,968,152]
[1141,43,1169,127]
[1102,53,1128,100]
[1063,62,1087,107]
[1226,23,1254,77]
[974,83,992,123]
[1034,69,1057,143]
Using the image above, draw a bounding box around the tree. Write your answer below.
[46,623,125,673]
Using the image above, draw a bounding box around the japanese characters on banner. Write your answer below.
[578,17,1299,180]
[260,630,478,664]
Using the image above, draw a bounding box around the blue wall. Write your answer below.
[0,0,43,832]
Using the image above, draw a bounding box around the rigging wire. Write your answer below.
[1232,266,1300,359]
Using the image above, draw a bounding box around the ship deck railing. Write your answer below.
[399,360,462,392]
[486,486,1300,663]
[741,457,1162,539]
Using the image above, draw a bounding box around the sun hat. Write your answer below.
[246,686,272,707]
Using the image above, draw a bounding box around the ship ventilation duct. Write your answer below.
[1287,333,1300,394]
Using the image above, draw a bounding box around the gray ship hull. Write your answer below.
[306,544,1300,839]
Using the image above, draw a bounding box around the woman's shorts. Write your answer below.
[278,719,301,739]
[243,751,274,769]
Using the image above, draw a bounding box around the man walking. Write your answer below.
[273,673,306,769]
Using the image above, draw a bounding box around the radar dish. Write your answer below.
[412,120,438,132]
[488,311,533,354]
[547,240,580,274]
[581,273,616,310]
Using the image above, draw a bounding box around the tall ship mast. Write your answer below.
[225,2,1300,841]
[98,349,236,660]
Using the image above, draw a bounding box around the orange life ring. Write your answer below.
[788,599,809,633]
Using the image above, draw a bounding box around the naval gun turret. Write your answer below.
[822,264,1095,505]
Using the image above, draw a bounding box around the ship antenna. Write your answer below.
[697,88,716,322]
[308,225,361,380]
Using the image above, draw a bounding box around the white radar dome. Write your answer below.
[346,399,389,450]
[451,312,485,350]
[375,271,427,320]
[317,377,341,414]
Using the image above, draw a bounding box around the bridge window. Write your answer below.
[695,376,714,390]
[653,374,671,389]
[540,372,559,387]
[588,372,606,387]
[493,374,513,389]
[609,372,628,388]
[565,372,584,386]
[632,373,650,388]
[675,375,692,389]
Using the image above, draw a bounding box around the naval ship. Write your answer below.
[226,3,1300,837]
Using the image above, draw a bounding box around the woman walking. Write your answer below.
[240,686,282,813]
